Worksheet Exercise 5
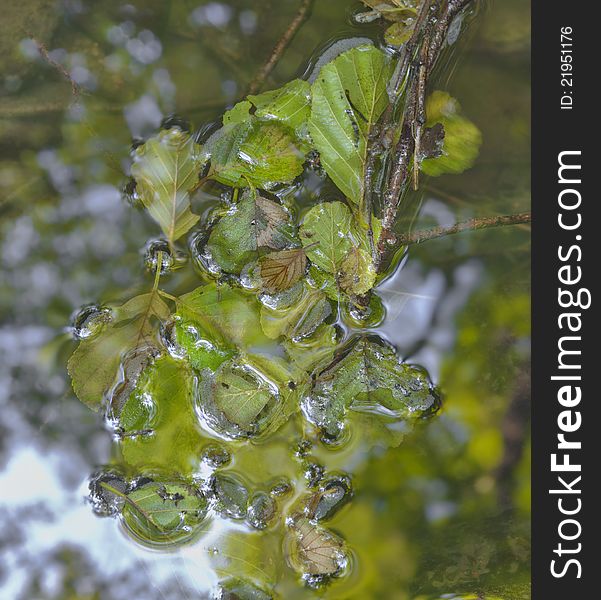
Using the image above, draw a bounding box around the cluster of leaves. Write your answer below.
[67,42,481,589]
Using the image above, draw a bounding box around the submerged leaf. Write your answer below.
[207,189,297,274]
[302,336,439,446]
[421,91,482,176]
[68,292,169,411]
[118,479,208,546]
[131,128,206,243]
[285,515,347,577]
[300,202,353,274]
[259,248,307,293]
[260,282,332,341]
[120,356,205,474]
[308,45,392,206]
[198,354,304,438]
[338,247,377,295]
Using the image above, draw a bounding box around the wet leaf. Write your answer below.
[249,79,312,132]
[176,283,271,349]
[384,20,414,45]
[130,128,206,244]
[302,337,439,445]
[299,202,353,274]
[210,472,249,519]
[198,354,304,438]
[68,292,169,411]
[120,356,205,474]
[118,479,208,546]
[259,248,307,293]
[260,282,332,341]
[421,91,482,176]
[308,45,392,206]
[285,515,347,576]
[207,189,298,274]
[173,320,233,371]
[214,366,274,429]
[206,118,305,189]
[283,323,339,374]
[338,247,377,295]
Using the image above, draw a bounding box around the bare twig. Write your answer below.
[374,0,477,272]
[29,36,82,99]
[246,0,315,95]
[396,211,531,246]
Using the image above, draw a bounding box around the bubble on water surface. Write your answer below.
[70,303,112,339]
[143,238,187,273]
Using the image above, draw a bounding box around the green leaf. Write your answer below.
[213,365,274,429]
[174,320,233,371]
[207,188,298,274]
[303,337,439,446]
[118,479,209,546]
[223,100,253,125]
[283,323,339,374]
[339,247,377,295]
[206,118,306,189]
[199,354,304,438]
[120,356,205,474]
[131,128,206,243]
[421,91,482,176]
[260,282,332,341]
[299,201,354,274]
[67,291,169,411]
[176,282,271,350]
[308,45,392,206]
[249,79,312,132]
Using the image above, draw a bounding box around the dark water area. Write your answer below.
[0,1,530,598]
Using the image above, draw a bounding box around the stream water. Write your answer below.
[0,1,530,598]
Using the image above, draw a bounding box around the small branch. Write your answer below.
[396,211,531,246]
[246,0,315,95]
[374,0,477,272]
[29,36,82,99]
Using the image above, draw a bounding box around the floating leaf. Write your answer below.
[259,248,307,293]
[207,189,297,274]
[338,247,377,295]
[198,354,304,438]
[421,91,482,176]
[260,282,332,341]
[68,292,169,411]
[285,515,347,577]
[308,45,392,206]
[300,202,353,274]
[302,336,439,446]
[176,283,271,349]
[249,79,312,132]
[214,365,274,429]
[118,479,209,547]
[206,118,305,189]
[131,128,206,243]
[173,320,233,371]
[283,323,339,374]
[120,356,205,474]
[210,472,249,519]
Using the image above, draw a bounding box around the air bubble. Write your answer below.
[143,238,187,273]
[71,303,112,339]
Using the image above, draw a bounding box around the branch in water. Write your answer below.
[247,0,315,95]
[396,211,531,246]
[375,0,478,272]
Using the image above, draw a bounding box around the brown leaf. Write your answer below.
[255,196,289,247]
[288,515,346,576]
[259,248,307,293]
